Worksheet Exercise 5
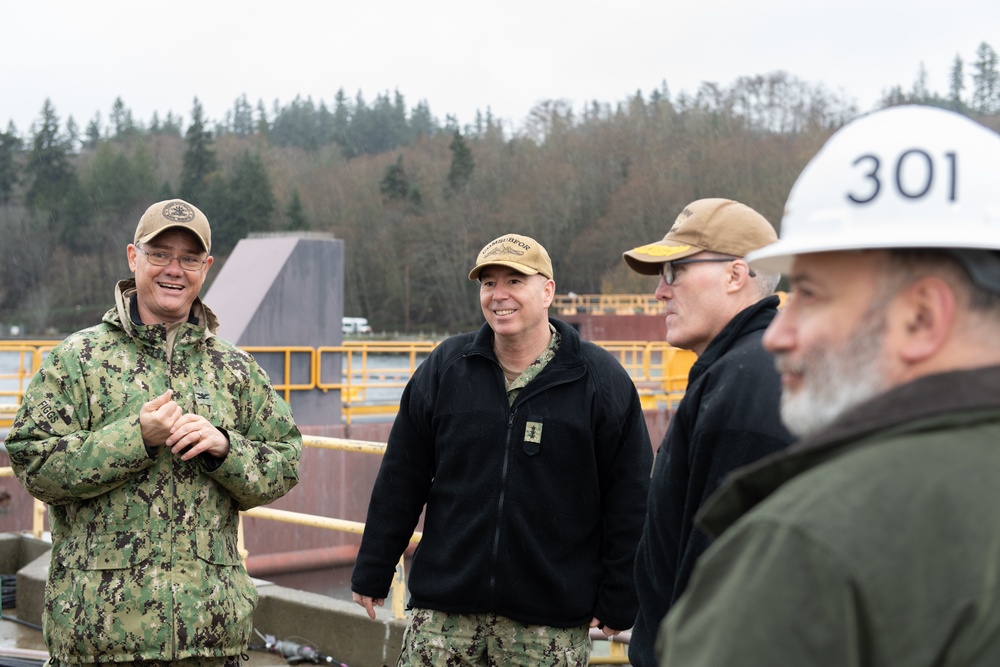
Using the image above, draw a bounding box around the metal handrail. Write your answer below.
[1,340,695,428]
[241,345,318,403]
[552,293,663,316]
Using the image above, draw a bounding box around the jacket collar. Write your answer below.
[109,278,219,339]
[689,295,780,383]
[697,364,1000,537]
[466,316,582,362]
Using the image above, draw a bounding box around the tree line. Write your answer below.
[2,42,1000,336]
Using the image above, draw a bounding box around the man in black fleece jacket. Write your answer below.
[351,233,652,666]
[621,199,794,667]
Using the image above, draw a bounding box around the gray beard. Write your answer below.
[777,311,890,439]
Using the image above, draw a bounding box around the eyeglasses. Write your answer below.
[136,245,207,272]
[659,257,756,285]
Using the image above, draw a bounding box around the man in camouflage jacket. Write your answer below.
[5,199,301,665]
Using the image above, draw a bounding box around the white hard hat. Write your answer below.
[747,105,1000,273]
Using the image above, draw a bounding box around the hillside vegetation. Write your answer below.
[2,44,1000,335]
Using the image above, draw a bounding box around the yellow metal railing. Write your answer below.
[241,345,318,403]
[315,342,438,424]
[552,293,664,316]
[1,339,695,429]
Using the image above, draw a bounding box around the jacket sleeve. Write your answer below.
[5,344,156,506]
[351,363,437,598]
[592,361,654,630]
[205,358,301,510]
[658,519,863,666]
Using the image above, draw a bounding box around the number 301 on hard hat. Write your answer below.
[749,105,1000,274]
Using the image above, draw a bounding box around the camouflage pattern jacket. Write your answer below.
[5,279,301,663]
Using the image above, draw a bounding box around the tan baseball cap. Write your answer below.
[469,233,554,280]
[134,199,212,254]
[623,198,777,275]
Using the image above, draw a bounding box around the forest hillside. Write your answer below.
[3,43,1000,335]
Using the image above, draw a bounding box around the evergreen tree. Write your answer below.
[110,97,137,139]
[231,94,254,137]
[380,155,411,200]
[948,55,966,111]
[391,90,409,142]
[73,141,155,251]
[284,188,309,230]
[446,130,474,194]
[880,85,907,107]
[317,100,335,145]
[25,100,78,213]
[331,88,351,150]
[255,99,270,135]
[84,113,102,148]
[410,100,436,137]
[380,153,422,206]
[180,98,218,204]
[162,111,183,136]
[0,124,21,205]
[212,150,275,254]
[910,62,929,102]
[971,42,999,114]
[65,116,80,152]
[270,95,321,150]
[86,143,133,208]
[84,141,157,212]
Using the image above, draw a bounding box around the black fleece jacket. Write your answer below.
[629,296,794,667]
[351,318,652,630]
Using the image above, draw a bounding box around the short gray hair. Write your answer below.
[881,249,1000,322]
[751,266,781,299]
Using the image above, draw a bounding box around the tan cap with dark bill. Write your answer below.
[134,199,212,254]
[469,233,554,280]
[623,198,776,275]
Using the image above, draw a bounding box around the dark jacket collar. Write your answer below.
[697,364,1000,537]
[690,295,781,383]
[465,316,583,363]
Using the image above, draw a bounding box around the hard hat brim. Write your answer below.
[747,230,1000,274]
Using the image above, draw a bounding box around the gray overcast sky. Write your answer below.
[5,0,998,135]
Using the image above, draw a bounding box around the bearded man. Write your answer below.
[657,105,1000,666]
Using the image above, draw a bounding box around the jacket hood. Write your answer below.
[110,278,219,338]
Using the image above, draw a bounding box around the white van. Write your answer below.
[342,317,373,335]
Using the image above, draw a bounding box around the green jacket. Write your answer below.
[5,279,301,663]
[658,365,1000,666]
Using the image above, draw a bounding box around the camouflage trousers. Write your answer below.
[397,608,591,667]
[46,656,245,667]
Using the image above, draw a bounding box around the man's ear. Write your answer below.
[542,277,556,307]
[893,276,956,363]
[726,259,753,293]
[127,244,138,272]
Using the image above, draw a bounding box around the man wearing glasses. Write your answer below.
[6,199,301,666]
[621,198,793,667]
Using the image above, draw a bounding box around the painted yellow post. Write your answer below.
[237,514,250,568]
[391,555,407,618]
[33,499,45,539]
